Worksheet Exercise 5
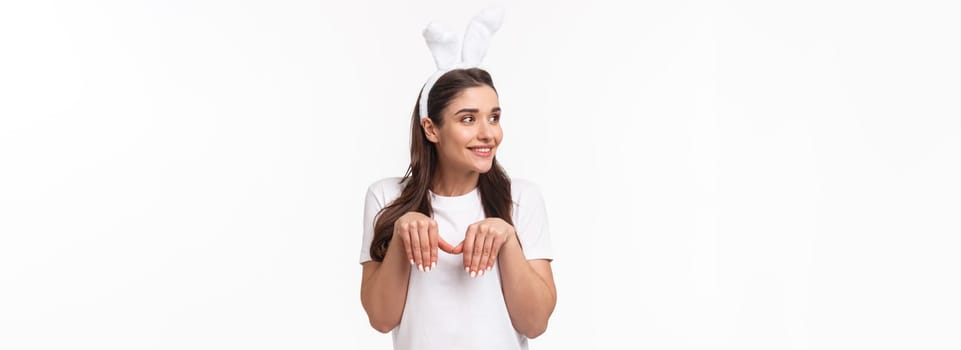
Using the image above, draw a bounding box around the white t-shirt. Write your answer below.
[359,177,553,350]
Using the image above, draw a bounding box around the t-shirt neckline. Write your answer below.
[428,187,479,208]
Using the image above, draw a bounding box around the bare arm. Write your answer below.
[497,234,556,339]
[360,239,412,333]
[360,212,444,333]
[461,217,557,339]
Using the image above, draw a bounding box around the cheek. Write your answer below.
[455,131,475,146]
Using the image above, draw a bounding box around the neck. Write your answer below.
[431,166,480,196]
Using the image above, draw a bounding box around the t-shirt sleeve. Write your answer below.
[359,184,386,264]
[513,182,553,261]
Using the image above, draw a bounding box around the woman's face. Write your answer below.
[425,85,503,176]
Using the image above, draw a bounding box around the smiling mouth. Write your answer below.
[468,146,494,157]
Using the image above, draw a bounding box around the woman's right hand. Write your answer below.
[392,212,437,272]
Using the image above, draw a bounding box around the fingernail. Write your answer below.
[487,265,492,271]
[410,259,415,265]
[431,262,436,269]
[418,264,423,272]
[480,269,485,277]
[470,271,477,278]
[465,267,470,273]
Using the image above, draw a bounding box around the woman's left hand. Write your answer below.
[462,218,516,277]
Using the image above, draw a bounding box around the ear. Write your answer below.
[422,117,440,143]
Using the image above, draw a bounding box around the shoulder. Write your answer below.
[510,177,542,195]
[367,176,405,192]
[510,177,546,204]
[509,178,550,231]
[366,177,406,204]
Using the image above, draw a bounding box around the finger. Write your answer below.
[438,236,454,254]
[463,224,477,275]
[428,221,439,269]
[438,236,464,255]
[470,228,486,275]
[398,226,414,266]
[476,232,495,276]
[487,236,504,271]
[410,224,424,271]
[418,222,431,271]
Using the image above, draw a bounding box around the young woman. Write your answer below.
[358,67,556,350]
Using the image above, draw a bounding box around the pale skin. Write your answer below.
[359,86,557,338]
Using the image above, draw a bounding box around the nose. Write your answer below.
[477,118,493,141]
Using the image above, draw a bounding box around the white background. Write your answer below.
[1,0,959,349]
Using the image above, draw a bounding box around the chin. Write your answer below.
[474,163,494,174]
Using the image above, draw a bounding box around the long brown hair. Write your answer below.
[369,68,513,262]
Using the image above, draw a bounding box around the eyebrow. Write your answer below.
[453,107,501,115]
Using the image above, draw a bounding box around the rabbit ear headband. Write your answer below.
[418,6,505,121]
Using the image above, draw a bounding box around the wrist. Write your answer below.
[504,229,520,248]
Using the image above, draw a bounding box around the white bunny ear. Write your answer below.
[422,21,461,70]
[418,6,506,121]
[461,6,505,66]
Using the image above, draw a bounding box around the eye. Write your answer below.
[489,114,500,123]
[461,115,475,123]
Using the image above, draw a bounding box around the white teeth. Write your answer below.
[472,148,491,152]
